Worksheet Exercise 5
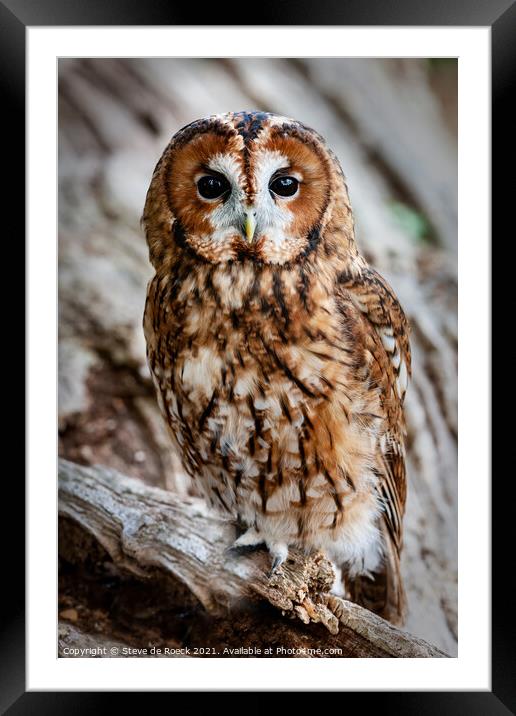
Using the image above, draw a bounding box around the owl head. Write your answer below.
[143,111,354,267]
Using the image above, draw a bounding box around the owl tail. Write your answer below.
[344,519,407,626]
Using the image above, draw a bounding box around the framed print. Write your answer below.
[2,0,510,708]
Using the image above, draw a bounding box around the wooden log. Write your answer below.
[58,458,447,658]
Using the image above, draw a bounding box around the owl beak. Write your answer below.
[244,210,257,243]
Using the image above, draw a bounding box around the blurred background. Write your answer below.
[58,58,457,654]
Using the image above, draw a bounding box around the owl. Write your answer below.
[142,111,411,625]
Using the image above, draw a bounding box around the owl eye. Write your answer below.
[197,174,230,200]
[269,176,299,198]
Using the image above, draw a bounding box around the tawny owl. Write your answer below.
[142,111,411,624]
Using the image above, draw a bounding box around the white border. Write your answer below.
[28,27,490,691]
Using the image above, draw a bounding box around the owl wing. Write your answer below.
[337,265,411,622]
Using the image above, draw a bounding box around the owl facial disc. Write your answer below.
[148,111,344,264]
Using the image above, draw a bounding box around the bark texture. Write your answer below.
[59,459,447,658]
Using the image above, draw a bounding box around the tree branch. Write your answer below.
[58,458,447,658]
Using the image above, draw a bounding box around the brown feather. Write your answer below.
[142,112,411,625]
[337,262,411,623]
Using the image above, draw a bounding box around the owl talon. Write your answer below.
[268,557,283,577]
[267,543,289,577]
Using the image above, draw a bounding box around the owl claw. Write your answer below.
[267,543,289,577]
[269,556,283,576]
[229,529,288,577]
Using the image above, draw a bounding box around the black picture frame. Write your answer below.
[3,0,509,710]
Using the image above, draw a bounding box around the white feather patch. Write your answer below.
[397,358,409,397]
[380,331,396,354]
[391,350,401,370]
[180,347,223,398]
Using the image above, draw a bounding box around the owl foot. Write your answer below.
[267,542,289,577]
[229,528,287,576]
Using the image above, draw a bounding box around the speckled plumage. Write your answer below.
[142,112,411,624]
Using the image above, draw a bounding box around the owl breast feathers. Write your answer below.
[142,111,411,624]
